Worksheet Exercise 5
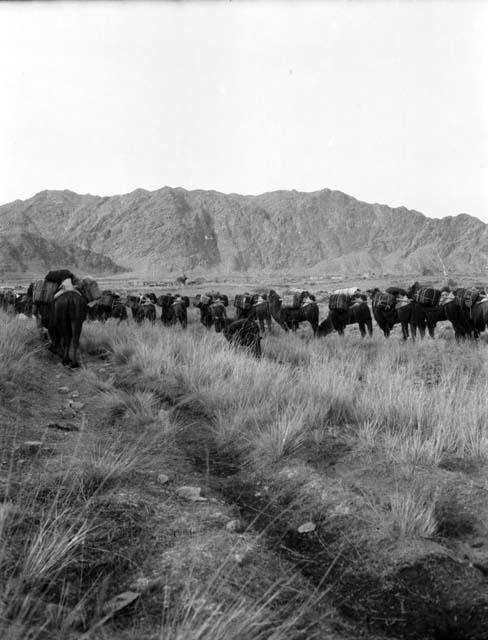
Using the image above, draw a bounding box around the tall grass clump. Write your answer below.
[361,481,438,540]
[0,471,94,636]
[249,407,310,468]
[0,312,40,396]
[388,485,438,539]
[158,575,329,640]
[99,321,488,474]
[95,319,488,476]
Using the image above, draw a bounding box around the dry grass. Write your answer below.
[388,485,438,539]
[81,318,488,473]
[0,314,41,397]
[82,328,486,453]
[3,309,488,638]
[1,312,338,640]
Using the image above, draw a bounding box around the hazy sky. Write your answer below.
[1,1,487,221]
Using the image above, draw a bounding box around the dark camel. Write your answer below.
[268,290,319,335]
[52,291,88,367]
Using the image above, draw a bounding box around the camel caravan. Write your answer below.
[1,271,488,365]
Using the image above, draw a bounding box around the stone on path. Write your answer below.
[60,406,77,419]
[129,576,164,593]
[102,591,140,615]
[225,519,245,533]
[176,486,208,502]
[297,521,316,534]
[68,401,85,411]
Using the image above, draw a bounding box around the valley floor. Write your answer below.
[1,309,488,639]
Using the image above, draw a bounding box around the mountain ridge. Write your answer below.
[0,186,487,277]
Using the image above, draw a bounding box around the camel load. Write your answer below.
[412,287,441,306]
[372,291,396,311]
[234,294,253,311]
[463,287,481,308]
[45,269,76,284]
[81,277,101,302]
[281,290,312,309]
[32,279,58,304]
[329,288,361,311]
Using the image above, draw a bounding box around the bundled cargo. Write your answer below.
[100,293,114,307]
[373,292,396,311]
[234,294,253,310]
[334,287,361,297]
[45,269,76,285]
[464,287,480,308]
[412,287,441,306]
[329,293,350,311]
[301,293,316,308]
[210,300,226,319]
[254,300,268,313]
[292,291,304,308]
[395,295,412,309]
[158,294,174,307]
[439,290,455,306]
[454,288,466,307]
[200,294,212,306]
[281,294,296,308]
[32,279,58,304]
[81,277,101,303]
[54,278,79,299]
[171,294,189,305]
[386,286,409,297]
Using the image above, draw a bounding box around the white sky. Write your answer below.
[1,1,487,221]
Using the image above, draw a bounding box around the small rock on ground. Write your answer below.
[176,486,207,502]
[225,519,245,533]
[297,521,316,533]
[65,401,85,411]
[129,576,165,593]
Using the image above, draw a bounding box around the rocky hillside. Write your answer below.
[1,187,487,276]
[0,231,125,276]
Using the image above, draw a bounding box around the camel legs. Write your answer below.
[61,330,72,366]
[400,322,409,341]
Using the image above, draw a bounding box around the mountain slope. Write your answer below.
[0,230,125,276]
[0,187,487,276]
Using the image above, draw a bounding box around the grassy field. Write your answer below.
[1,305,488,639]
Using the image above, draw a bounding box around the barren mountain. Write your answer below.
[1,186,487,277]
[0,231,125,276]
